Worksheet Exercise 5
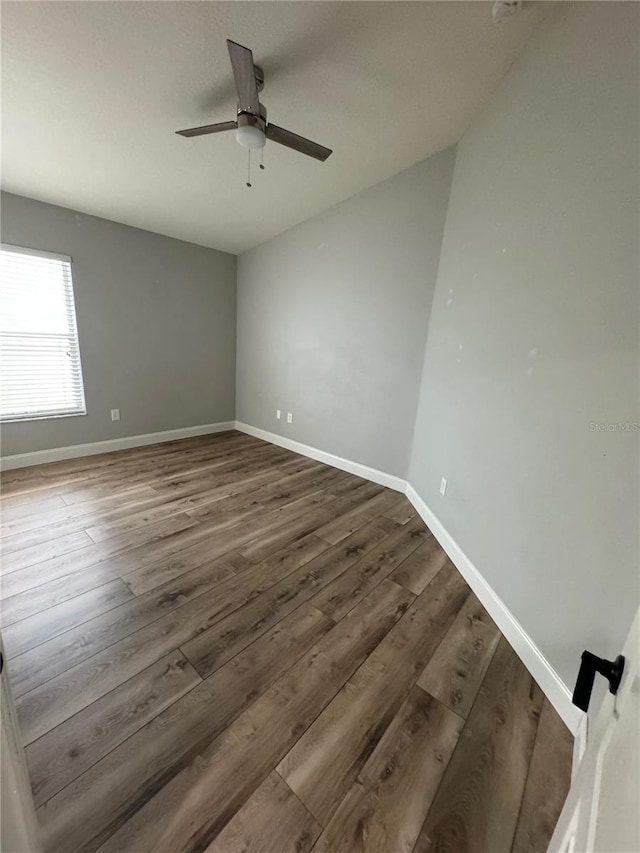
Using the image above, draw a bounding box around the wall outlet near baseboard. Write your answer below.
[287,413,293,424]
[440,477,447,496]
[110,409,121,422]
[276,409,281,420]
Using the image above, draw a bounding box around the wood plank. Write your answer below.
[0,463,248,536]
[312,490,406,545]
[309,477,381,504]
[277,563,469,824]
[121,500,335,597]
[0,439,218,491]
[2,432,247,490]
[7,557,237,698]
[316,467,363,491]
[180,459,325,515]
[417,591,501,719]
[357,684,462,791]
[53,449,283,507]
[413,637,544,853]
[237,482,386,565]
[26,650,201,807]
[312,688,462,853]
[143,453,303,503]
[182,517,399,678]
[124,530,327,606]
[115,491,337,596]
[309,515,429,621]
[119,528,264,597]
[0,493,65,516]
[233,495,337,561]
[1,530,94,573]
[511,698,573,853]
[204,771,321,853]
[104,443,287,488]
[310,785,372,853]
[2,464,158,501]
[227,532,328,592]
[36,603,334,853]
[100,449,297,510]
[18,518,392,731]
[0,571,128,627]
[5,472,274,564]
[78,581,414,853]
[0,486,159,538]
[325,473,379,498]
[148,454,315,505]
[0,472,48,498]
[389,534,448,595]
[0,434,260,504]
[1,579,134,658]
[46,435,270,484]
[84,497,204,542]
[0,512,198,600]
[183,463,339,527]
[185,483,334,539]
[383,499,417,525]
[317,480,383,514]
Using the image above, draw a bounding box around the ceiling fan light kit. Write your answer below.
[236,112,266,150]
[176,39,332,186]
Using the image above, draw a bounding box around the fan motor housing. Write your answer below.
[237,106,266,129]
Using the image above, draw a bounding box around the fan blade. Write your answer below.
[176,121,237,138]
[227,40,260,115]
[265,124,332,162]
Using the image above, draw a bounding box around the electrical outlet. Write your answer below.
[440,477,447,496]
[276,409,281,420]
[110,409,120,422]
[287,413,293,424]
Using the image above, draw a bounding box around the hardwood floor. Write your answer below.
[0,431,573,853]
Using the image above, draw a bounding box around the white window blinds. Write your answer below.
[0,244,86,421]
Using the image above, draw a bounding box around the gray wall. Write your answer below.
[1,193,237,455]
[236,149,456,479]
[408,2,639,688]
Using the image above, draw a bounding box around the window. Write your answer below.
[0,244,86,421]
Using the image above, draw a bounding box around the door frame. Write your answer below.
[1,636,42,853]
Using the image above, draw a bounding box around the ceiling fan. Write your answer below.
[176,40,333,169]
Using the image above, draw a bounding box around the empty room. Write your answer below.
[0,2,638,852]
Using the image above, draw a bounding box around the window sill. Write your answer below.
[1,411,88,424]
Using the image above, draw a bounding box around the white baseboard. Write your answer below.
[404,484,583,735]
[0,421,236,471]
[234,422,406,492]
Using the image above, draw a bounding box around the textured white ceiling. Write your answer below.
[1,1,542,254]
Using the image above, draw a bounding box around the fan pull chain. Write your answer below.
[260,148,265,171]
[246,150,252,188]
